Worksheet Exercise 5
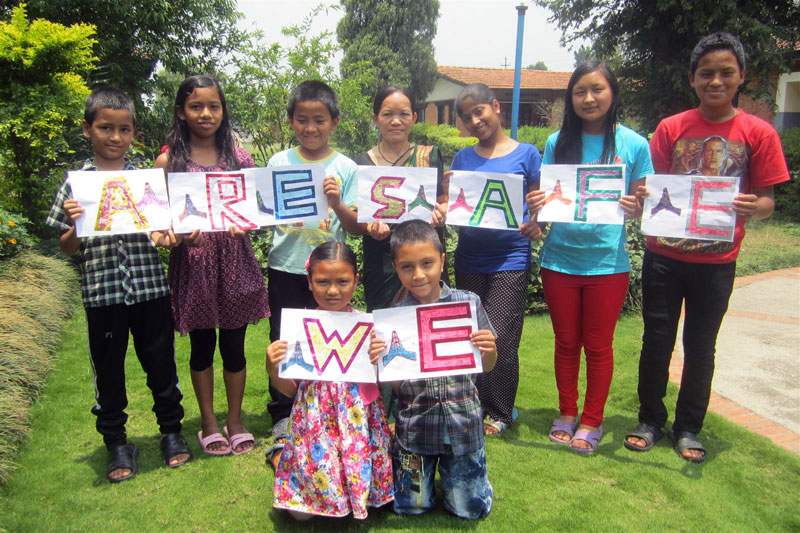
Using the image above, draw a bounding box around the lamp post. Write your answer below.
[511,3,527,139]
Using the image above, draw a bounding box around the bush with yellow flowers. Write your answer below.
[0,208,33,260]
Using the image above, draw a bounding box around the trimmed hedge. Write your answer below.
[409,123,477,165]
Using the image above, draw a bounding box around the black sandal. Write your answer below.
[160,433,193,468]
[670,430,707,463]
[107,443,139,483]
[623,422,665,452]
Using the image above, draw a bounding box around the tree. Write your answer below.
[226,7,376,164]
[2,0,248,151]
[0,5,96,233]
[537,0,800,132]
[573,44,593,67]
[526,61,549,70]
[337,0,440,107]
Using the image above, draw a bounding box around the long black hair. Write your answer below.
[164,75,239,172]
[553,61,619,165]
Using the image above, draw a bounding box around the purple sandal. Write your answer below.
[570,426,603,454]
[549,418,578,444]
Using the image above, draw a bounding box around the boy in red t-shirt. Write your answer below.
[623,32,790,462]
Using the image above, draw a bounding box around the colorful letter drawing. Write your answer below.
[278,309,377,383]
[447,170,524,231]
[168,170,259,232]
[254,164,326,226]
[357,166,437,223]
[374,301,482,381]
[417,302,478,372]
[641,174,738,242]
[68,169,171,237]
[538,164,627,225]
[94,176,148,231]
[372,176,406,219]
[206,173,258,231]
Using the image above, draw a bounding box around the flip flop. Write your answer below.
[197,430,231,456]
[265,418,289,469]
[107,442,139,483]
[624,422,665,452]
[570,426,603,454]
[670,430,707,463]
[224,426,255,456]
[549,418,578,444]
[483,416,508,435]
[160,433,193,468]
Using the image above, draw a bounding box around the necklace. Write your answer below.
[377,142,414,166]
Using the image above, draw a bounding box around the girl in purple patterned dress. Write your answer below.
[266,242,393,520]
[155,75,269,456]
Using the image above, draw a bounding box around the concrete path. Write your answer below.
[668,267,800,454]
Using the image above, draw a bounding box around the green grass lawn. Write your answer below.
[1,310,798,531]
[736,216,800,276]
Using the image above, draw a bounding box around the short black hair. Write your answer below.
[287,80,339,119]
[454,83,497,117]
[372,85,415,115]
[307,241,358,276]
[390,219,443,261]
[84,87,135,126]
[690,32,746,75]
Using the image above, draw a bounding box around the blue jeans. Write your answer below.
[637,251,736,433]
[392,441,493,519]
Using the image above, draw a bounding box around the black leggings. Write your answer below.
[188,325,248,372]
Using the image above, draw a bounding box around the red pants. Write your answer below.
[541,268,629,428]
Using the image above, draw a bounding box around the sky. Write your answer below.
[236,0,578,73]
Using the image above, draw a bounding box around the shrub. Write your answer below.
[775,127,800,221]
[0,208,34,260]
[0,250,79,483]
[409,122,477,165]
[509,126,555,153]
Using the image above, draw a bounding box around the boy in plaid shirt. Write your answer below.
[47,87,191,483]
[369,219,497,519]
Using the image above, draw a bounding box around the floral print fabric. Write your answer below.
[273,380,394,519]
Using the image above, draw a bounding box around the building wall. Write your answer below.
[775,70,800,130]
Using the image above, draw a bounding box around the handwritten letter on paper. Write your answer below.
[278,309,376,383]
[374,301,482,381]
[68,169,171,237]
[447,170,524,231]
[255,164,326,226]
[538,164,626,225]
[357,166,437,223]
[641,174,738,242]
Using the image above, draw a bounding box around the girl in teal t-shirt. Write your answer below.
[527,62,653,453]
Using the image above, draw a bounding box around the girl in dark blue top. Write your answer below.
[450,83,542,434]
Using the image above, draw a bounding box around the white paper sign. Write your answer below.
[641,174,739,242]
[254,164,326,226]
[538,164,626,225]
[357,166,438,223]
[447,170,525,231]
[167,170,259,233]
[373,301,482,381]
[69,169,171,237]
[278,308,377,383]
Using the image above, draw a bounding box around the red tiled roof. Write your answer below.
[437,66,571,90]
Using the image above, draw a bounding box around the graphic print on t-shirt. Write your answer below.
[657,135,749,254]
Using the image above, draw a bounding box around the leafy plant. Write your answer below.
[775,127,800,221]
[227,5,377,164]
[0,208,34,260]
[0,4,96,236]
